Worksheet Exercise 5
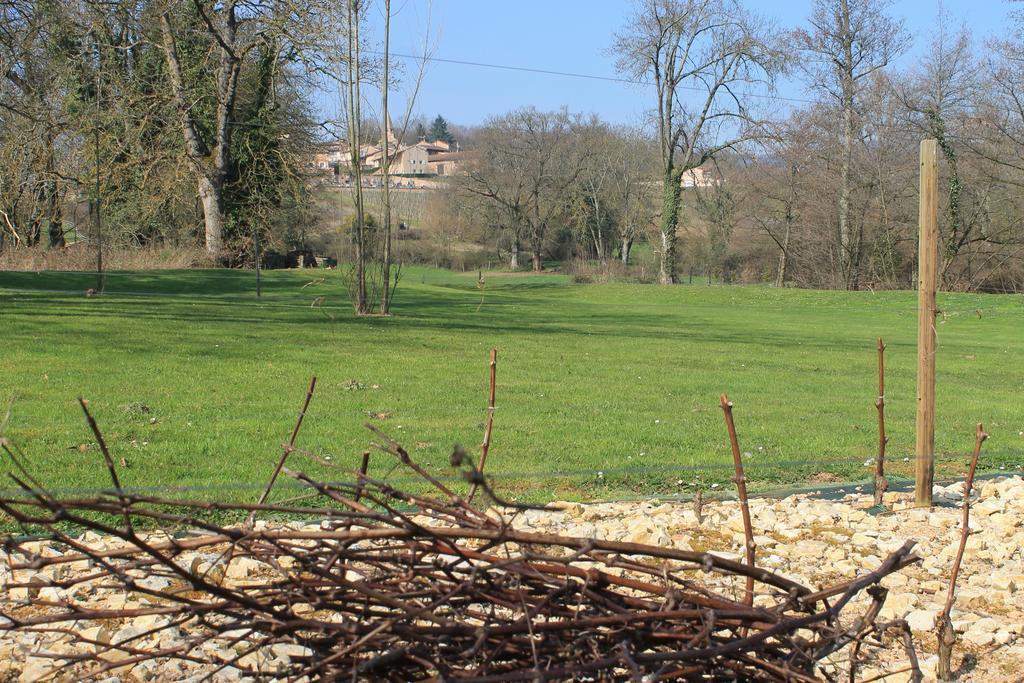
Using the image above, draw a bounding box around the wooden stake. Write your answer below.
[916,139,938,508]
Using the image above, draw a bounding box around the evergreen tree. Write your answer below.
[429,115,454,144]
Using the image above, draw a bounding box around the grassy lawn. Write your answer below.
[1,267,1022,503]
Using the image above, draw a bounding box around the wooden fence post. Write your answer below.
[916,139,938,507]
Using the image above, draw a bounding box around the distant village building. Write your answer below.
[680,166,719,188]
[312,141,347,172]
[427,151,461,176]
[312,118,463,181]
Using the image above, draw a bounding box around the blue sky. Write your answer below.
[323,0,1016,128]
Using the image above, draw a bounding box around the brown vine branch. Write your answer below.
[874,337,890,507]
[936,422,988,680]
[467,347,497,503]
[720,393,756,606]
[78,397,132,533]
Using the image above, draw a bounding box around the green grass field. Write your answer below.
[1,267,1022,502]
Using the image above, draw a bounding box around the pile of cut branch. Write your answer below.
[0,395,922,681]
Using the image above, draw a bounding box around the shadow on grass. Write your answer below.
[1,270,914,359]
[0,268,333,298]
[9,268,1014,364]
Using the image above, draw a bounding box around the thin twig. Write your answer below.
[78,398,132,533]
[250,376,317,525]
[354,451,371,502]
[0,393,16,439]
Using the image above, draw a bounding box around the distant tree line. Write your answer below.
[734,0,1024,291]
[6,0,1024,293]
[450,109,656,272]
[446,0,1024,291]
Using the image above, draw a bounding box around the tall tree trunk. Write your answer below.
[28,178,47,245]
[510,239,520,269]
[837,0,854,289]
[850,220,865,290]
[932,117,964,287]
[46,195,64,247]
[42,136,64,247]
[589,195,605,262]
[198,175,225,254]
[31,177,63,247]
[838,104,853,287]
[379,0,393,314]
[530,204,544,272]
[345,0,367,313]
[775,221,791,288]
[531,237,543,272]
[159,11,239,257]
[659,167,682,284]
[620,236,633,265]
[590,225,604,262]
[27,215,41,246]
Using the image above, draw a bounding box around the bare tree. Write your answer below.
[691,160,739,282]
[612,128,659,265]
[519,110,588,271]
[984,7,1024,180]
[726,92,918,292]
[337,0,371,312]
[0,0,76,248]
[738,127,809,287]
[898,19,988,287]
[612,0,785,284]
[567,121,617,263]
[794,0,909,289]
[461,108,586,272]
[457,130,529,271]
[378,0,393,313]
[567,123,658,265]
[957,5,1024,290]
[375,0,431,314]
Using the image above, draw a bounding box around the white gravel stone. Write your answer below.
[905,609,937,632]
[226,557,265,579]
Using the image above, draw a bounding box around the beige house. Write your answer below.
[366,140,429,175]
[365,135,461,176]
[427,150,462,176]
[680,166,718,188]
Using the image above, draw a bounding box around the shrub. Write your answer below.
[565,258,658,284]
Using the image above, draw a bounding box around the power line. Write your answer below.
[368,50,820,107]
[370,50,640,86]
[371,49,1024,131]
